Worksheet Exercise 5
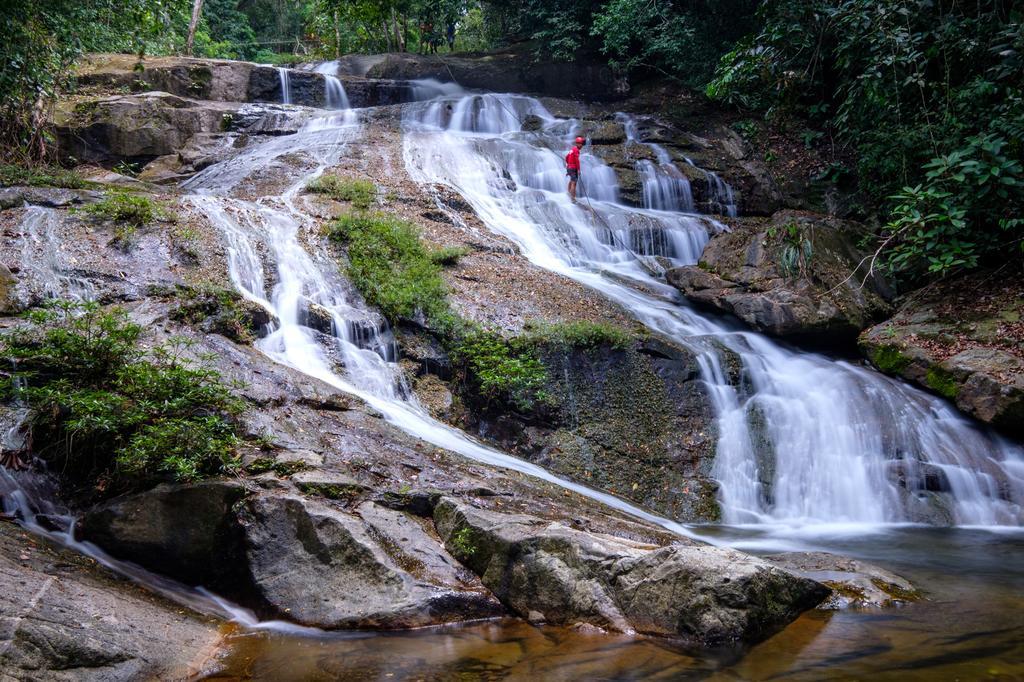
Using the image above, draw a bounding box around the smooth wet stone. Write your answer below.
[765,552,920,608]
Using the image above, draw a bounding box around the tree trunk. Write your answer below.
[382,20,392,52]
[391,6,404,52]
[186,0,205,56]
[334,10,341,59]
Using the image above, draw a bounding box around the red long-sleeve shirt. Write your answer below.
[565,146,580,171]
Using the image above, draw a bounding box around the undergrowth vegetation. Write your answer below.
[308,175,377,210]
[80,190,167,249]
[0,164,92,189]
[329,210,636,413]
[2,301,242,496]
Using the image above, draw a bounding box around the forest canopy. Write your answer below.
[1,0,1021,280]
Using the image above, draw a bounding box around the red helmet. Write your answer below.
[574,136,585,144]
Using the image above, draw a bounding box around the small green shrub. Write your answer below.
[81,191,165,249]
[0,164,91,189]
[450,329,548,412]
[525,320,632,350]
[450,527,477,558]
[429,246,472,266]
[330,211,451,325]
[2,301,242,495]
[308,176,376,210]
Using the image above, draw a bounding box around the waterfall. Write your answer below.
[183,103,708,544]
[706,170,737,217]
[277,67,292,105]
[402,92,1024,527]
[313,60,351,110]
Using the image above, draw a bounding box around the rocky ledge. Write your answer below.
[77,479,828,645]
[667,210,893,343]
[859,271,1024,436]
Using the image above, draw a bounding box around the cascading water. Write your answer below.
[19,206,94,301]
[401,91,1024,527]
[312,61,351,110]
[617,113,695,213]
[181,97,706,543]
[277,67,292,105]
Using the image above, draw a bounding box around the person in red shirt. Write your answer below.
[566,136,584,203]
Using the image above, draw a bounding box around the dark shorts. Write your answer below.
[566,169,579,180]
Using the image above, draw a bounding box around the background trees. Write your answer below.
[2,0,1020,278]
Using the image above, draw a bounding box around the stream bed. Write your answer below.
[203,527,1024,680]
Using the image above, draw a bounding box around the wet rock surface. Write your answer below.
[453,337,721,523]
[667,210,892,342]
[0,521,221,681]
[766,552,920,608]
[434,497,828,644]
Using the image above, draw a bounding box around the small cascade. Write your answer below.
[403,91,1024,527]
[19,206,94,301]
[705,170,737,217]
[313,60,351,110]
[617,113,695,213]
[617,113,738,216]
[277,67,292,105]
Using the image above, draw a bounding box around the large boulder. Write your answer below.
[765,552,919,608]
[667,210,893,342]
[54,92,241,166]
[79,483,503,630]
[859,273,1024,436]
[77,481,248,590]
[237,495,502,628]
[433,497,828,645]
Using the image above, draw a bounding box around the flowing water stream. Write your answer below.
[6,71,1024,678]
[400,90,1024,527]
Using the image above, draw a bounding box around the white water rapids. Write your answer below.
[399,88,1024,527]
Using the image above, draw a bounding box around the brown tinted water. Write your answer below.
[200,527,1024,681]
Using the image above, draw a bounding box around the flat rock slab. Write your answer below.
[0,522,221,681]
[765,551,920,608]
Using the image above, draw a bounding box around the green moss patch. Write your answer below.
[870,344,912,375]
[925,365,961,400]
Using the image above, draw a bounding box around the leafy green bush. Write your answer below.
[329,211,452,325]
[308,175,377,210]
[0,164,91,189]
[2,301,242,494]
[706,0,1024,279]
[449,330,548,412]
[429,246,472,266]
[885,134,1023,277]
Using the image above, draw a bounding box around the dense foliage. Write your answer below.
[707,0,1023,279]
[2,302,242,494]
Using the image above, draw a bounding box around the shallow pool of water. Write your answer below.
[201,527,1024,680]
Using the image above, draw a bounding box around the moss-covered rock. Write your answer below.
[667,210,894,343]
